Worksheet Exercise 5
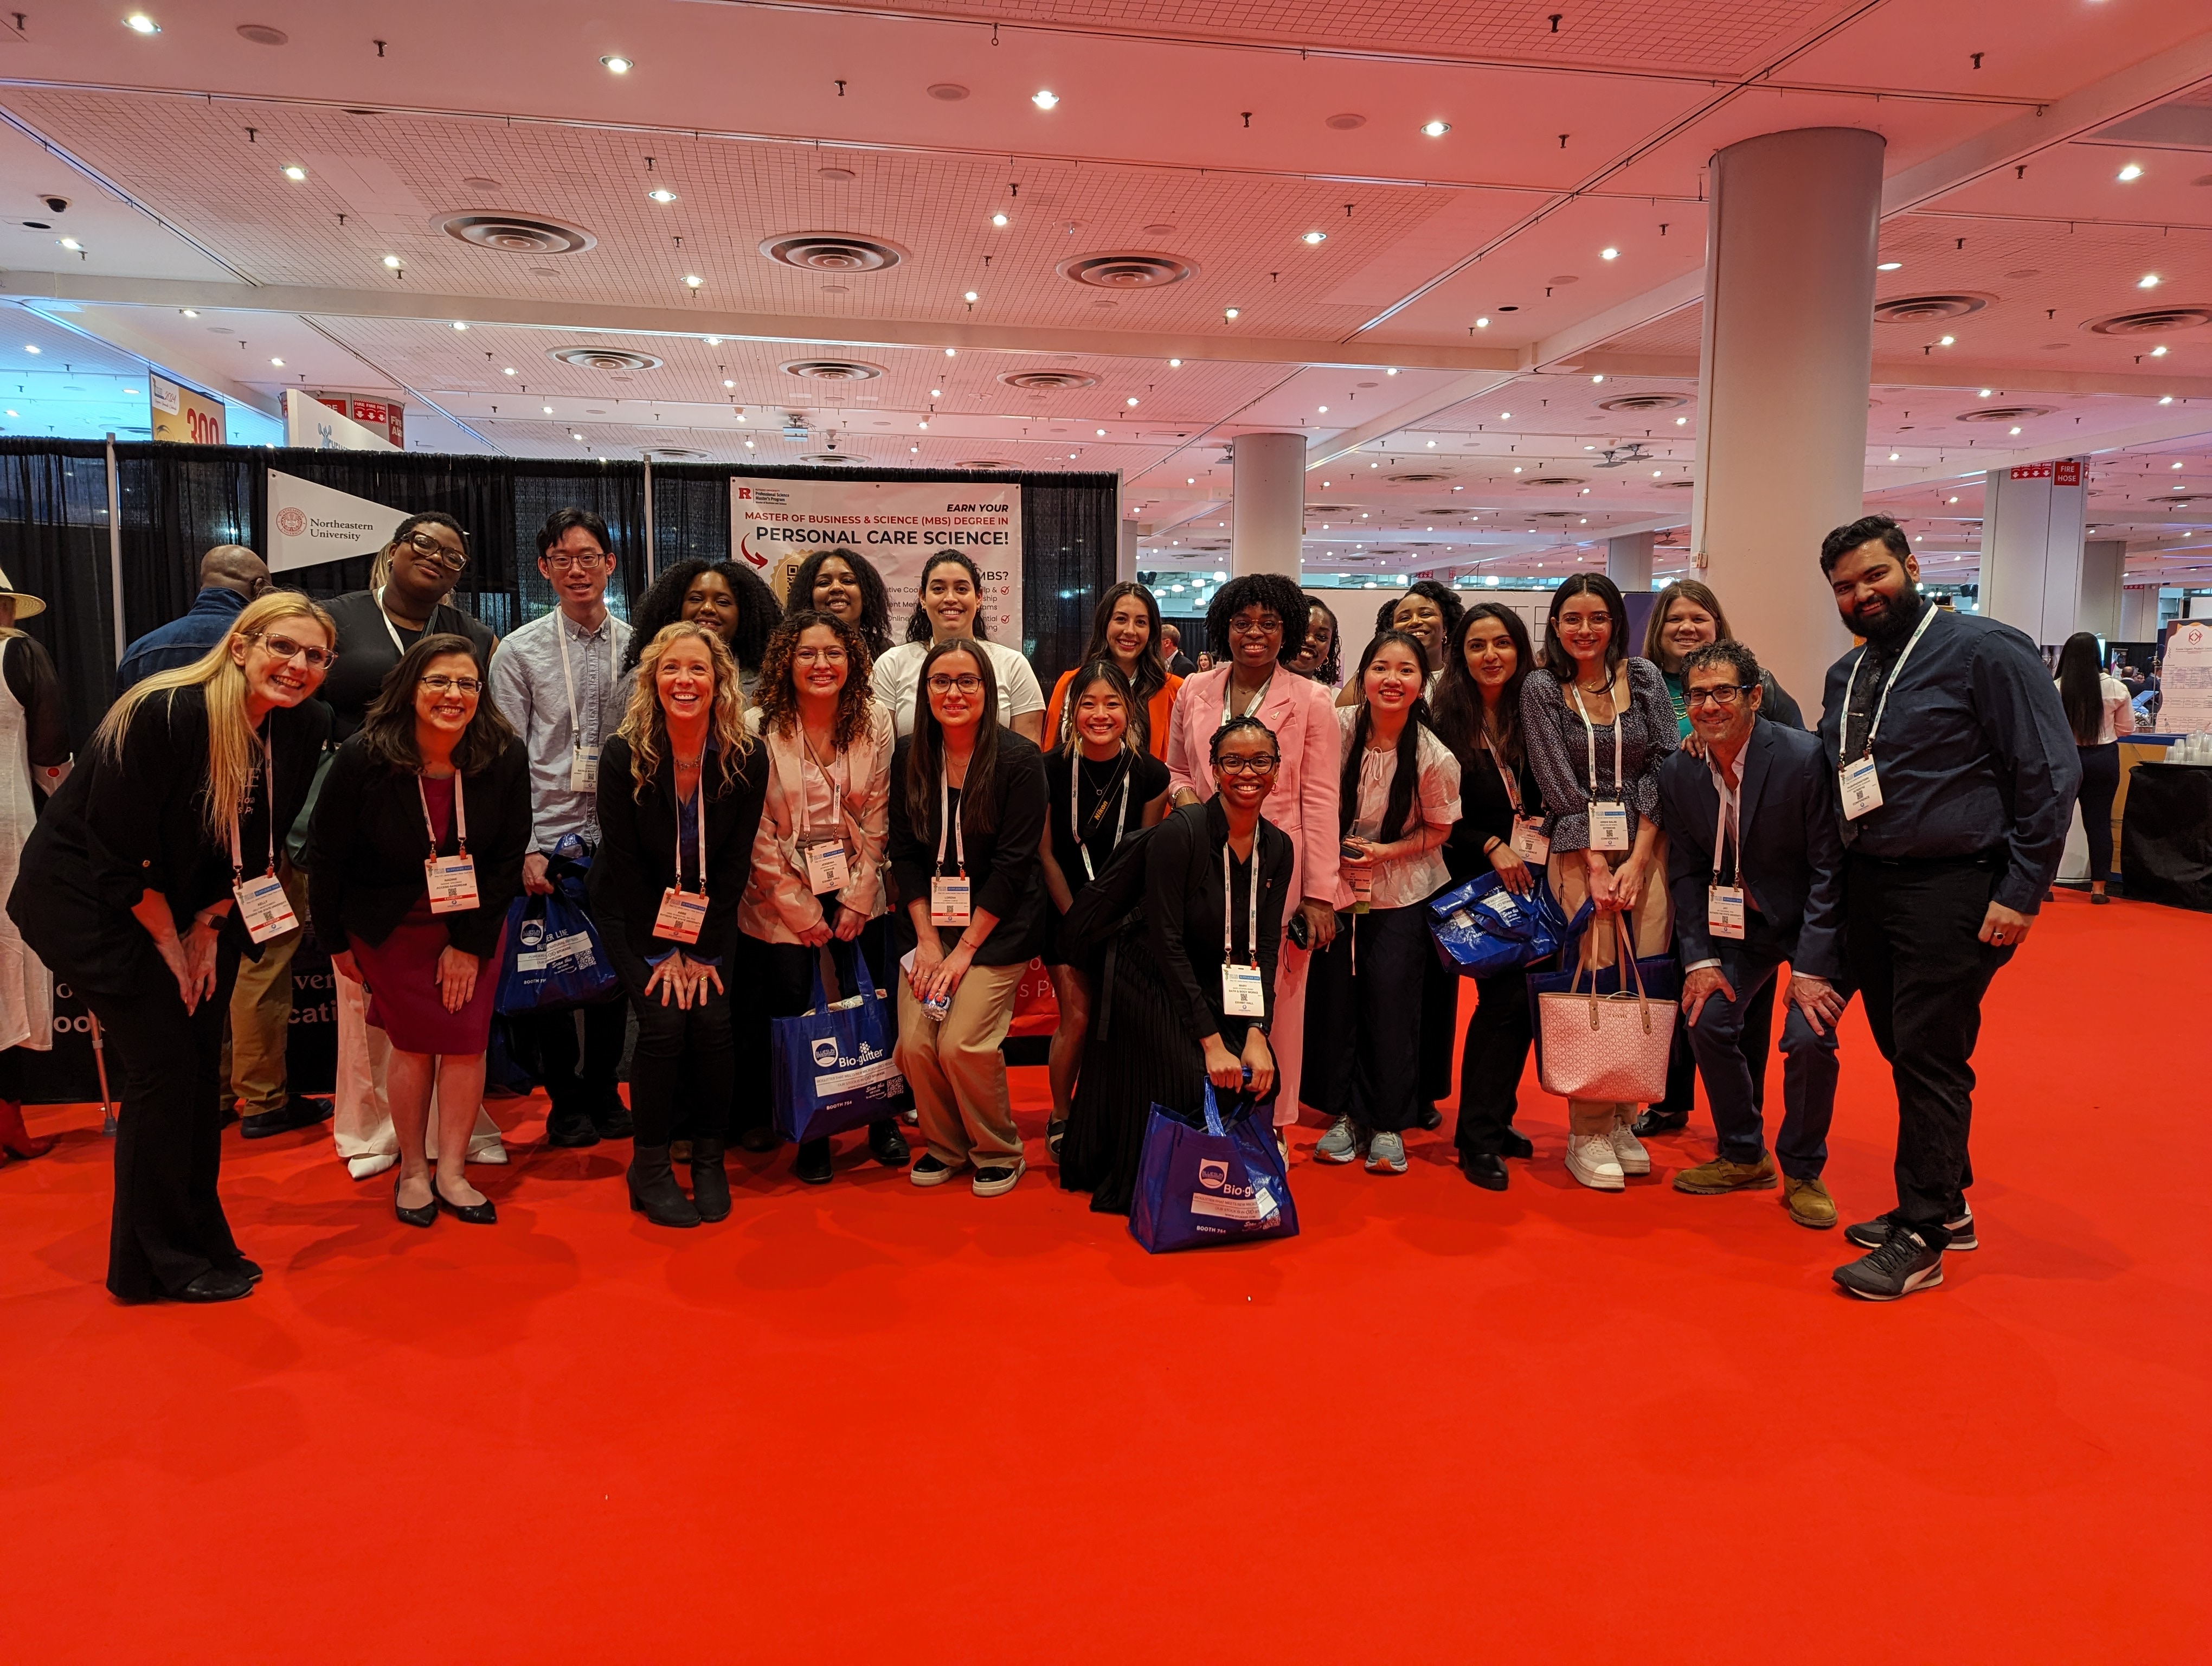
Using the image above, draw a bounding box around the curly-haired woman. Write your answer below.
[622,557,783,699]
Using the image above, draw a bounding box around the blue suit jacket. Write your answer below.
[1658,720,1846,981]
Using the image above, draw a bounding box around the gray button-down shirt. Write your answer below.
[490,607,633,853]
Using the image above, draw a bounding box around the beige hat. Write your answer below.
[0,567,46,621]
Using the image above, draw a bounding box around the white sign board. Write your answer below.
[267,469,407,573]
[731,477,1023,646]
[2162,618,2212,735]
[284,387,397,451]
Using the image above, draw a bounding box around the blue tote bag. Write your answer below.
[770,951,910,1143]
[1129,1086,1299,1254]
[494,853,620,1015]
[1426,870,1567,977]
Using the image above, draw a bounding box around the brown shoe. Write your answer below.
[1781,1175,1838,1229]
[1672,1152,1779,1195]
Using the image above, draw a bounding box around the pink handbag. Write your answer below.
[1536,914,1674,1103]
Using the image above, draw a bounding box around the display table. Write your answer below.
[2121,761,2212,912]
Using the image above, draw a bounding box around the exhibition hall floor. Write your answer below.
[3,893,2203,1664]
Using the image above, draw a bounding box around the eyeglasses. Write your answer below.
[927,674,985,694]
[1229,614,1283,637]
[1215,754,1280,776]
[542,551,609,574]
[1685,683,1757,708]
[400,528,470,571]
[252,632,335,670]
[419,674,483,696]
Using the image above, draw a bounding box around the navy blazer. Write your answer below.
[1658,721,1846,981]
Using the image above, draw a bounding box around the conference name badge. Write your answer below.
[1510,816,1551,865]
[233,872,298,945]
[569,742,601,793]
[1590,799,1631,852]
[1708,884,1746,941]
[1838,756,1882,820]
[1221,962,1267,1018]
[652,887,707,945]
[425,853,480,915]
[802,837,851,894]
[929,875,972,926]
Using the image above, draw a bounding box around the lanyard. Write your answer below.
[1221,671,1271,726]
[1838,604,1937,765]
[1484,738,1523,816]
[554,616,597,749]
[417,772,469,857]
[796,727,844,843]
[1223,836,1261,968]
[227,726,274,880]
[1709,756,1745,885]
[1072,752,1133,885]
[672,772,706,897]
[935,767,967,877]
[376,586,423,657]
[1569,672,1626,800]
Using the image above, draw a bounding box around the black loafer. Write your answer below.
[867,1119,911,1167]
[1461,1152,1509,1191]
[794,1137,833,1186]
[228,1257,266,1284]
[395,1180,437,1228]
[432,1177,497,1225]
[544,1111,600,1149]
[1631,1108,1690,1138]
[174,1267,255,1303]
[1499,1129,1535,1160]
[1417,1103,1445,1131]
[239,1095,334,1139]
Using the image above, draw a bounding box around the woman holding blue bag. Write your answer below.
[1432,604,1550,1191]
[590,623,767,1228]
[741,608,906,1187]
[1060,717,1293,1215]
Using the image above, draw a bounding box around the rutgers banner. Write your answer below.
[731,477,1023,645]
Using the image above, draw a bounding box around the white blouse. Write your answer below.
[1336,707,1461,909]
[871,638,1046,740]
[2059,673,2137,747]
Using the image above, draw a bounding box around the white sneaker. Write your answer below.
[1609,1117,1650,1176]
[1365,1130,1407,1174]
[1315,1114,1361,1164]
[1567,1132,1625,1191]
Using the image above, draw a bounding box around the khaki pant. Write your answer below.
[1549,837,1673,1137]
[218,864,306,1117]
[895,959,1025,1172]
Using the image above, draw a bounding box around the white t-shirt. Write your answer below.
[872,638,1046,739]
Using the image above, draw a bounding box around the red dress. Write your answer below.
[350,774,506,1054]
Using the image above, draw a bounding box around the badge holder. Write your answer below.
[229,756,297,946]
[1219,841,1268,1017]
[420,776,480,915]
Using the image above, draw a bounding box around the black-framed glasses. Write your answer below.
[542,550,609,574]
[401,527,469,571]
[1685,683,1757,708]
[1215,754,1280,776]
[927,673,985,694]
[250,631,335,670]
[419,673,483,696]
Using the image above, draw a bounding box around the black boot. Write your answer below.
[794,1136,834,1186]
[867,1118,910,1167]
[627,1145,700,1228]
[689,1138,731,1222]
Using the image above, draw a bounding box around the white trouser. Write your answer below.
[332,975,505,1163]
[1272,938,1310,1129]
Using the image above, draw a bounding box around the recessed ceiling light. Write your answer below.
[502,367,515,375]
[1224,307,1239,319]
[2010,426,2022,435]
[1420,120,1450,137]
[1600,248,1618,261]
[648,188,677,203]
[945,348,956,356]
[1939,335,1955,346]
[1890,451,1900,460]
[269,357,283,366]
[573,432,584,440]
[452,321,467,331]
[1168,358,1182,368]
[963,291,979,303]
[2118,164,2143,182]
[1877,260,1902,272]
[684,274,703,288]
[918,419,928,430]
[1032,89,1059,109]
[2160,395,2174,405]
[2174,461,2185,469]
[723,379,735,388]
[600,55,633,73]
[181,308,197,317]
[57,237,80,251]
[991,213,1009,227]
[543,405,554,414]
[1386,368,1399,376]
[1591,374,1604,383]
[124,13,159,34]
[1301,231,1326,245]
[23,345,38,355]
[1675,416,1688,426]
[2151,345,2169,357]
[1318,405,1328,414]
[1126,396,1139,406]
[1500,411,1510,419]
[1950,495,1959,504]
[2139,274,2160,289]
[281,164,307,182]
[1474,317,1489,329]
[382,254,402,268]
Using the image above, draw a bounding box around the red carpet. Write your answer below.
[3,892,2205,1663]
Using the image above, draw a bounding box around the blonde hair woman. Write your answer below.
[11,593,335,1303]
[588,622,768,1226]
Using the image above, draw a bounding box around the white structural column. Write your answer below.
[2120,584,2162,640]
[2078,539,2126,639]
[1979,459,2088,646]
[1231,432,1306,579]
[1607,531,1654,593]
[1691,127,1884,708]
[1116,516,1140,585]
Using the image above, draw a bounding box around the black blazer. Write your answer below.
[306,732,531,958]
[588,732,768,971]
[886,731,1050,966]
[9,687,330,994]
[1658,720,1846,979]
[1147,799,1294,1045]
[1443,735,1546,885]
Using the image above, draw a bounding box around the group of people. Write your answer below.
[0,504,2088,1308]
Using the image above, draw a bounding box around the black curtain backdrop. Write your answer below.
[0,440,1116,748]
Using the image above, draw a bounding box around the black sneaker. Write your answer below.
[239,1095,333,1139]
[1844,1208,1977,1252]
[867,1119,911,1167]
[1832,1228,1944,1301]
[544,1108,601,1149]
[1631,1107,1690,1137]
[909,1152,959,1188]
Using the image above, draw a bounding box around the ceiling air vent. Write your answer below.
[1387,471,1449,483]
[1597,392,1689,413]
[999,369,1099,392]
[799,451,865,465]
[549,347,662,373]
[1056,251,1197,289]
[1873,292,1991,324]
[644,447,707,460]
[782,358,885,381]
[1306,504,1354,514]
[1522,476,1583,487]
[439,213,597,255]
[955,458,1018,471]
[2084,305,2212,336]
[1657,479,1697,489]
[1956,405,2054,423]
[760,232,908,272]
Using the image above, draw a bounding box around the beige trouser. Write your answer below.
[220,863,306,1117]
[896,959,1026,1172]
[1549,836,1674,1137]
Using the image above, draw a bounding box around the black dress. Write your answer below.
[1059,799,1292,1214]
[1041,746,1169,968]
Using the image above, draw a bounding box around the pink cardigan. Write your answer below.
[738,701,895,944]
[1165,664,1345,912]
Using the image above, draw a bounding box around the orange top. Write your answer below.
[1045,667,1182,761]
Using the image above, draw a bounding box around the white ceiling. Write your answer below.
[0,0,2207,585]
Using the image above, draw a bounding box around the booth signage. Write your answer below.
[2162,619,2212,736]
[149,375,226,445]
[266,469,409,573]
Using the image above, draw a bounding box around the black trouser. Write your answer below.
[605,937,732,1150]
[529,996,627,1119]
[2075,741,2120,881]
[79,938,245,1302]
[1844,851,2015,1250]
[1455,962,1539,1157]
[1418,946,1459,1107]
[1309,905,1430,1135]
[760,906,896,1144]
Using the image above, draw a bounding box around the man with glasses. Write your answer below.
[490,508,634,1149]
[321,512,505,1178]
[1657,640,1851,1232]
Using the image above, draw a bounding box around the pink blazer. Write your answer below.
[738,701,895,944]
[1165,664,1345,913]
